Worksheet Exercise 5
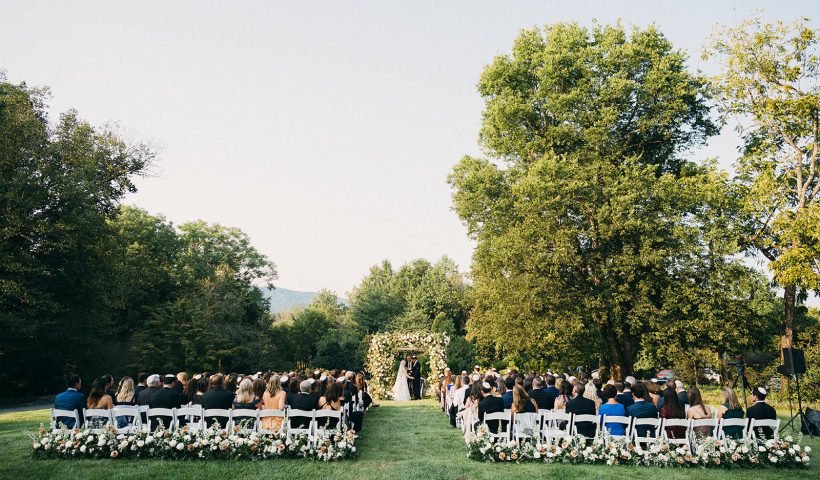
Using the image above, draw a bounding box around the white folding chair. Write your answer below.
[231,409,259,430]
[571,413,600,440]
[749,419,780,440]
[602,415,632,444]
[50,408,80,430]
[138,405,150,431]
[716,418,749,440]
[203,408,232,430]
[631,417,661,444]
[147,408,176,431]
[483,410,512,442]
[174,405,204,432]
[690,418,718,439]
[543,411,573,445]
[257,409,286,434]
[314,410,343,433]
[112,405,141,433]
[82,408,114,433]
[660,418,691,447]
[512,412,540,442]
[287,408,316,438]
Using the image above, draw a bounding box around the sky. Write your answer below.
[1,1,816,297]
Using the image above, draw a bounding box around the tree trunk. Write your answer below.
[780,284,796,351]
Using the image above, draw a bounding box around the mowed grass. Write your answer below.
[0,400,818,480]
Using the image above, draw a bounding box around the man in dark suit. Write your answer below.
[409,355,422,400]
[528,377,553,411]
[134,372,149,401]
[201,373,234,428]
[747,386,777,439]
[615,381,634,408]
[54,374,86,428]
[288,380,320,429]
[566,383,597,437]
[626,382,658,438]
[477,382,505,433]
[137,374,161,405]
[544,375,560,400]
[149,374,183,430]
[674,381,688,406]
[501,376,515,409]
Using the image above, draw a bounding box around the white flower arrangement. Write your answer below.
[366,332,449,398]
[29,423,358,462]
[466,425,811,468]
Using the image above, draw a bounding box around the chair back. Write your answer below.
[257,409,286,434]
[287,408,316,436]
[231,409,259,430]
[716,417,749,440]
[660,418,691,445]
[571,413,600,439]
[175,405,204,431]
[83,408,113,431]
[749,419,780,440]
[483,410,512,441]
[512,412,540,441]
[314,409,343,432]
[50,408,80,430]
[203,408,232,429]
[602,415,632,440]
[631,417,661,443]
[112,405,140,433]
[690,418,718,439]
[147,408,176,431]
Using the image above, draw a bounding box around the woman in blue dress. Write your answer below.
[598,384,627,435]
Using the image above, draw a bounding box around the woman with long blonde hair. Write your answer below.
[583,381,602,409]
[716,387,745,438]
[260,375,287,431]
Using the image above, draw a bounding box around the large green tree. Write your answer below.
[448,23,757,378]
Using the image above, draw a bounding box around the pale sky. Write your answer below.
[2,1,815,297]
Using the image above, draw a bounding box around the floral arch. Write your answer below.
[366,331,449,399]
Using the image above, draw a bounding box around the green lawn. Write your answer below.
[1,400,817,480]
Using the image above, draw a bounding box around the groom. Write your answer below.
[408,354,421,400]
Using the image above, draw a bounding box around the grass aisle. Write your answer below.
[0,400,818,480]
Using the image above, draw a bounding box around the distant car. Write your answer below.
[653,369,675,384]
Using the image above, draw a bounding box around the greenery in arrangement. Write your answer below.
[365,331,449,398]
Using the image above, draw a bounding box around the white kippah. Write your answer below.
[279,375,288,384]
[482,382,491,389]
[307,378,316,384]
[757,387,767,395]
[471,373,480,382]
[320,375,327,382]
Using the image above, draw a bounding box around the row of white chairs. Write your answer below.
[51,405,345,438]
[482,410,780,451]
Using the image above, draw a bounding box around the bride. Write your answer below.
[391,358,412,401]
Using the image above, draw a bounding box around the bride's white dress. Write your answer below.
[391,360,412,401]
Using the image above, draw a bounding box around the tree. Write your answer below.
[450,23,725,378]
[706,17,820,351]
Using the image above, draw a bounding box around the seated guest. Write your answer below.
[478,382,505,433]
[149,374,183,430]
[113,377,136,428]
[317,381,343,428]
[54,374,86,428]
[224,374,238,395]
[202,373,234,428]
[660,388,686,439]
[449,375,463,428]
[554,380,572,410]
[746,386,777,439]
[528,377,553,410]
[87,376,114,410]
[645,380,660,406]
[288,380,319,429]
[675,380,688,406]
[191,375,208,405]
[232,378,261,427]
[134,372,149,400]
[593,378,603,400]
[511,384,538,414]
[716,387,745,439]
[583,381,602,410]
[355,373,374,410]
[103,374,116,400]
[615,381,634,408]
[137,374,161,405]
[175,372,188,395]
[261,375,287,432]
[501,376,515,409]
[598,384,627,436]
[544,375,560,399]
[566,383,597,438]
[626,382,658,438]
[686,386,713,436]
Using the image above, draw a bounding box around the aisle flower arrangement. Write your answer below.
[366,331,449,398]
[466,425,811,468]
[28,423,357,461]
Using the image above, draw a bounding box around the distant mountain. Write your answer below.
[263,287,348,314]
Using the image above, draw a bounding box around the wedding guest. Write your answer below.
[202,374,234,428]
[501,376,515,409]
[583,381,602,410]
[529,376,552,410]
[224,374,238,395]
[615,381,634,408]
[478,382,505,433]
[191,375,208,405]
[449,375,463,428]
[114,377,136,406]
[134,372,148,400]
[317,381,342,428]
[137,374,161,405]
[566,383,597,438]
[645,380,660,406]
[149,374,183,430]
[54,374,85,428]
[553,379,572,410]
[627,382,658,438]
[716,387,745,439]
[746,386,777,439]
[233,378,261,409]
[288,380,319,429]
[103,374,116,400]
[686,386,713,436]
[260,376,286,431]
[85,377,114,428]
[355,372,373,410]
[675,380,688,405]
[598,384,627,436]
[593,378,603,400]
[511,385,538,414]
[660,388,686,439]
[545,375,560,399]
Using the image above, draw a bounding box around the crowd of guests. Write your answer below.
[54,369,374,432]
[439,366,779,440]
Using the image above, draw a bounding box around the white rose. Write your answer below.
[805,446,812,453]
[176,443,184,451]
[137,440,145,447]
